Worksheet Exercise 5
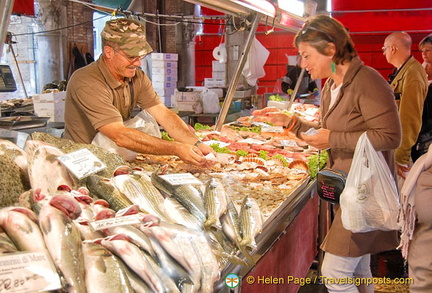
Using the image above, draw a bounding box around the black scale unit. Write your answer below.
[0,64,17,92]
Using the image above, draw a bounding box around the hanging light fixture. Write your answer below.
[229,0,276,17]
[277,0,304,17]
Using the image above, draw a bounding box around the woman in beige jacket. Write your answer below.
[253,15,401,292]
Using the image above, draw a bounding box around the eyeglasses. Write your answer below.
[420,49,431,53]
[114,49,147,64]
[300,25,335,43]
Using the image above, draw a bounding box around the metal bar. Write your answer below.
[287,67,305,111]
[0,0,15,58]
[214,12,261,131]
[8,43,29,99]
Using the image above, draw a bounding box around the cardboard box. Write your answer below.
[174,90,202,102]
[204,78,226,88]
[152,60,178,68]
[212,60,226,72]
[152,81,177,91]
[155,88,176,98]
[152,67,177,75]
[175,101,202,113]
[212,71,226,79]
[152,74,178,82]
[150,53,178,61]
[234,89,252,98]
[32,92,66,122]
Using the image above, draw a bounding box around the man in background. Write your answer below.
[383,31,428,186]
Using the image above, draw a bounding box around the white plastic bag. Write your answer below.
[92,110,161,162]
[242,37,270,86]
[202,89,221,113]
[340,132,400,233]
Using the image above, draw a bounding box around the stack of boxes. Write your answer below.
[204,61,227,88]
[150,53,178,107]
[32,91,66,122]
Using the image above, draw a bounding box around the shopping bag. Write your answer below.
[340,132,400,233]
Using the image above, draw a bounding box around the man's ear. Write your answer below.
[103,45,115,59]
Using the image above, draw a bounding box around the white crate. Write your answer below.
[152,60,178,68]
[212,71,226,79]
[212,60,226,72]
[150,53,178,61]
[175,101,202,113]
[152,74,178,82]
[208,88,224,98]
[153,81,177,91]
[204,78,226,88]
[174,90,202,102]
[234,89,252,98]
[151,67,177,75]
[32,92,66,122]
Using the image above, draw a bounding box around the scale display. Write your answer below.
[0,65,17,92]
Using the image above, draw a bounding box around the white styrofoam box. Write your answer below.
[174,89,202,102]
[175,101,202,113]
[204,78,226,88]
[151,67,177,75]
[208,88,224,98]
[152,81,177,91]
[212,71,226,79]
[32,91,66,122]
[212,60,226,72]
[32,91,66,103]
[234,89,252,98]
[33,101,65,122]
[150,53,178,61]
[152,74,178,82]
[152,60,178,68]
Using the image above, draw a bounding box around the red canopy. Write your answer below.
[12,0,35,17]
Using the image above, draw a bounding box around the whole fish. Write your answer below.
[112,172,170,222]
[96,234,168,293]
[38,194,86,293]
[203,178,228,231]
[0,207,47,252]
[82,242,134,293]
[151,168,206,223]
[239,196,263,252]
[86,174,132,211]
[163,197,203,231]
[27,144,76,196]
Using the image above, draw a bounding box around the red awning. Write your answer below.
[12,0,35,17]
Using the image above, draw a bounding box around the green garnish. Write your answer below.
[231,125,262,133]
[194,123,212,130]
[236,149,249,157]
[307,150,328,178]
[210,144,231,153]
[271,154,288,167]
[268,94,286,101]
[161,131,174,141]
[259,150,269,160]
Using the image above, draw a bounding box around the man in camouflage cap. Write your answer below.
[101,18,153,57]
[65,18,214,167]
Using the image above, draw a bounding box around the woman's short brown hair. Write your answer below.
[294,15,357,65]
[419,34,432,50]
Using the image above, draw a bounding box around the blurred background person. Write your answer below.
[281,53,319,104]
[383,32,428,187]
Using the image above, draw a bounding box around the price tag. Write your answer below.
[57,148,106,179]
[159,173,202,185]
[261,126,284,133]
[203,140,230,148]
[280,140,298,147]
[239,138,265,145]
[89,214,142,231]
[0,251,61,292]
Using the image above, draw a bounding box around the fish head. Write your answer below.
[48,194,82,220]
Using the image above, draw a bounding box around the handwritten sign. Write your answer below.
[57,148,106,179]
[0,252,61,292]
[159,173,203,185]
[89,214,142,231]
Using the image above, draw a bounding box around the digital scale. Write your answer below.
[0,64,17,92]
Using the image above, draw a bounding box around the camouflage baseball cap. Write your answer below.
[101,18,153,57]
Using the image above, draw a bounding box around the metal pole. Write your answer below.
[8,42,29,99]
[0,0,15,58]
[215,12,261,131]
[287,68,305,111]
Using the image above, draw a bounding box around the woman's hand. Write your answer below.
[300,128,331,150]
[251,107,293,127]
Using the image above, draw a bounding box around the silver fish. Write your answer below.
[163,197,203,231]
[112,173,170,222]
[38,194,86,293]
[151,168,206,223]
[86,174,132,211]
[239,196,263,252]
[0,207,47,252]
[203,178,228,231]
[82,242,134,293]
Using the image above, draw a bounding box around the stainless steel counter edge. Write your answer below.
[215,179,317,292]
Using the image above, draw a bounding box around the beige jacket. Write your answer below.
[292,57,402,257]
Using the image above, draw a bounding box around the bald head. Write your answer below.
[384,31,412,68]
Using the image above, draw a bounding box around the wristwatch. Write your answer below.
[194,140,203,147]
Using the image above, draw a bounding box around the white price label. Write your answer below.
[57,148,106,179]
[261,126,284,133]
[239,138,266,145]
[0,252,61,292]
[280,140,298,147]
[159,173,202,185]
[89,214,142,231]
